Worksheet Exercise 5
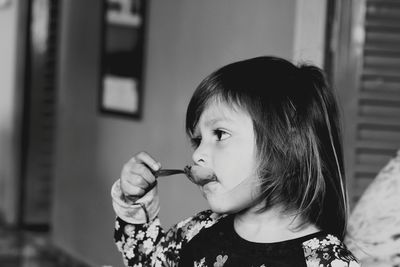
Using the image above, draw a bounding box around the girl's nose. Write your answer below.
[192,142,208,165]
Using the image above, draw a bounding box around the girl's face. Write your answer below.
[191,100,259,214]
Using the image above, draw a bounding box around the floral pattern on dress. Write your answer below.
[193,254,229,267]
[213,254,228,267]
[114,210,223,267]
[303,234,360,267]
[115,210,360,267]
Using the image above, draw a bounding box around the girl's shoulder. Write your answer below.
[302,233,361,267]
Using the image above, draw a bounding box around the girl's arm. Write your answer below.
[112,179,164,266]
[112,180,221,267]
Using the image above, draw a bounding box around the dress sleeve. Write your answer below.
[111,180,222,266]
[114,216,166,266]
[303,234,361,267]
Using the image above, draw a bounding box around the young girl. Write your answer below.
[111,56,360,266]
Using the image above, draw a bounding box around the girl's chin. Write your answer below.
[207,201,235,214]
[200,180,219,193]
[205,194,254,215]
[208,202,246,215]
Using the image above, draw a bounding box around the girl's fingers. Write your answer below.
[120,180,146,197]
[128,153,159,184]
[120,152,161,198]
[133,151,161,172]
[120,171,148,196]
[129,164,155,187]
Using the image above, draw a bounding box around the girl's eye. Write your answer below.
[213,129,230,141]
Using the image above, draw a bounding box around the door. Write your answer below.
[19,0,60,230]
[330,0,400,206]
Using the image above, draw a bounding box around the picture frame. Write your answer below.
[99,0,147,119]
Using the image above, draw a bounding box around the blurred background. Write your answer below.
[0,0,399,266]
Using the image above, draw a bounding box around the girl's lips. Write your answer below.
[184,165,217,186]
[197,178,217,186]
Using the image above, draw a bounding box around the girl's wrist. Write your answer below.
[111,179,160,224]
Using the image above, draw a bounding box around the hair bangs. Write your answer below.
[185,72,258,138]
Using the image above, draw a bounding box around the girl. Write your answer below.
[111,56,360,266]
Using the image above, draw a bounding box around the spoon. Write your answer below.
[155,165,217,186]
[124,166,219,205]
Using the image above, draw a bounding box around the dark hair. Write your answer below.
[185,56,348,239]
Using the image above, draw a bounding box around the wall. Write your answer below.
[52,0,325,266]
[293,0,327,67]
[0,0,21,224]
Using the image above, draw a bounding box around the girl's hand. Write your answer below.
[120,152,161,202]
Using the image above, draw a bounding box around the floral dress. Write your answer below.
[112,181,360,267]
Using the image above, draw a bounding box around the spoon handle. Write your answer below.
[155,169,186,177]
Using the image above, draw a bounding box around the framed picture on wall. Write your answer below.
[99,0,147,119]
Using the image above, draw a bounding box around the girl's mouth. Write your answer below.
[184,165,218,186]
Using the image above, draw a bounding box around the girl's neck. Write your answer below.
[233,204,320,243]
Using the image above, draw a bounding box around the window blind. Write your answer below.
[352,0,400,202]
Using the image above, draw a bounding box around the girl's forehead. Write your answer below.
[199,100,250,124]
